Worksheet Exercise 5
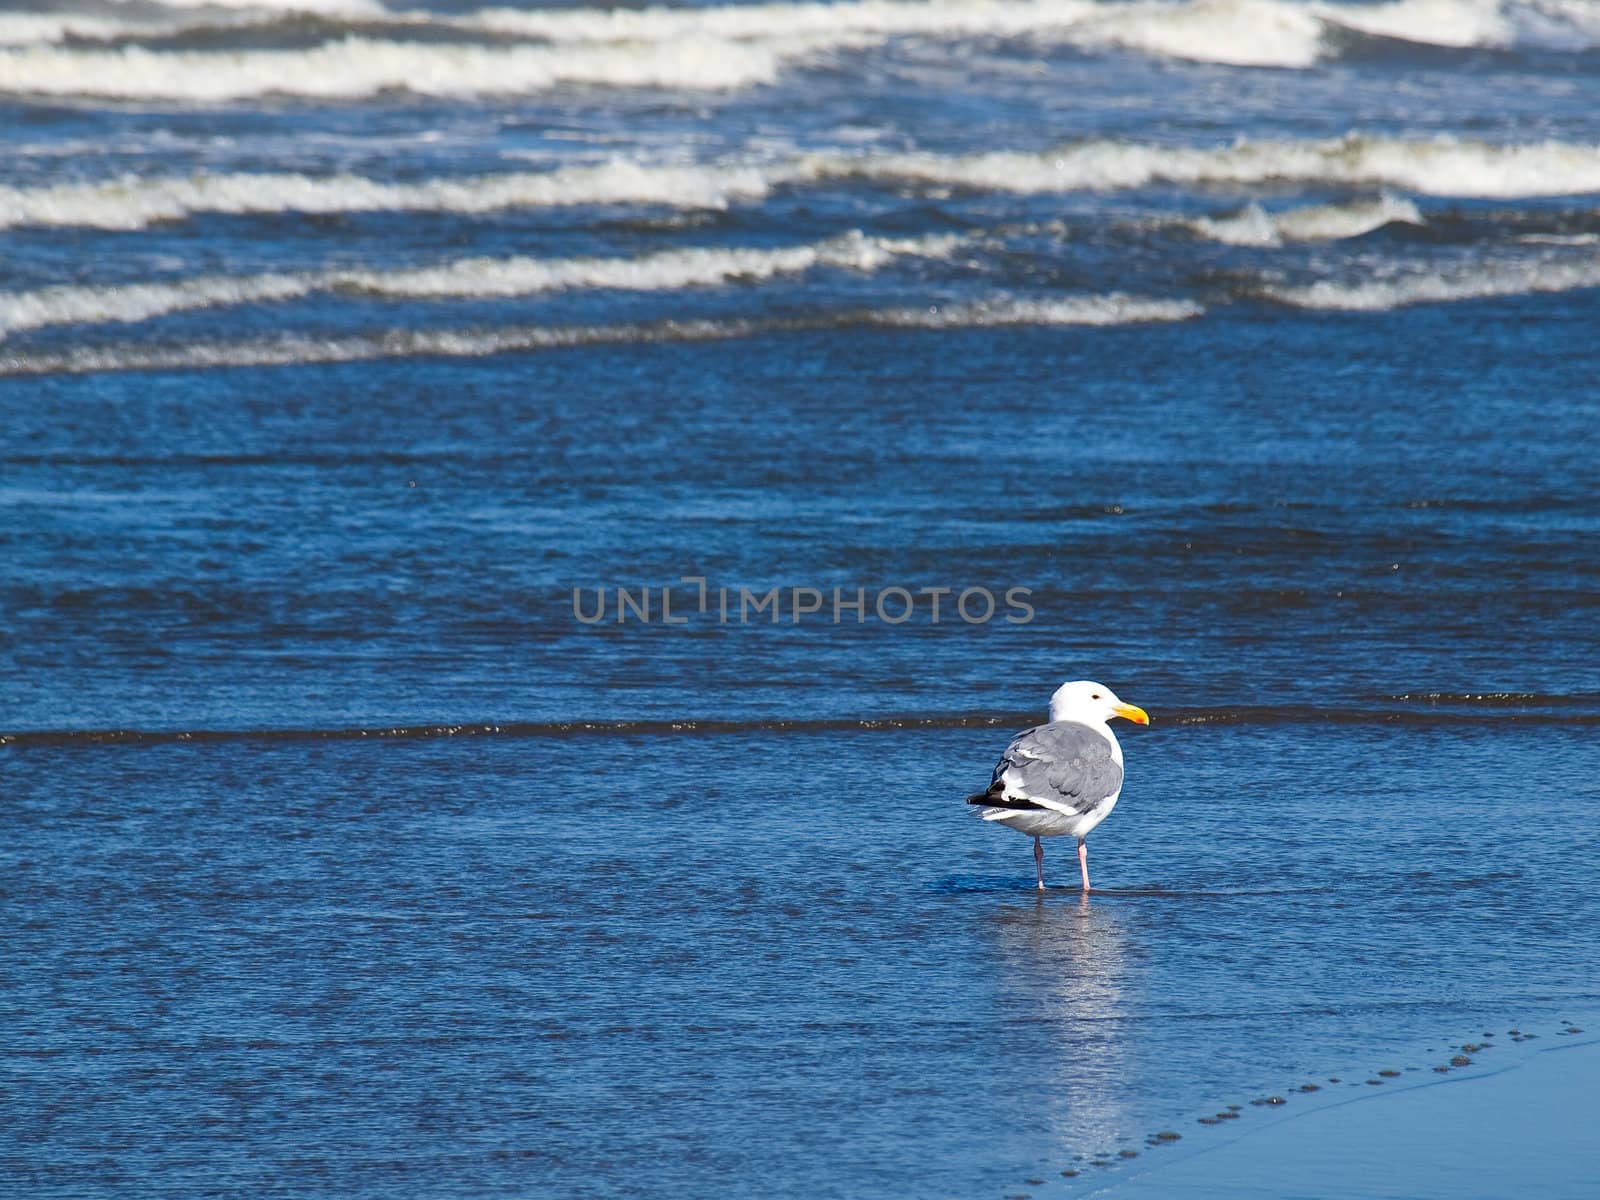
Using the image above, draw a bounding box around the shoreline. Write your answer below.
[1080,1028,1600,1199]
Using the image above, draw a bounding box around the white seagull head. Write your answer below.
[1048,679,1150,728]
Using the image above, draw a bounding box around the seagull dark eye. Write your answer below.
[1091,693,1101,700]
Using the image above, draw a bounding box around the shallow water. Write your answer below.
[1099,1036,1600,1199]
[3,0,1600,1195]
[7,720,1600,1197]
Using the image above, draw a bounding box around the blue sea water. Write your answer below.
[2,1,1599,1196]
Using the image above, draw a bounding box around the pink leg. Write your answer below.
[1077,839,1090,891]
[1033,836,1045,891]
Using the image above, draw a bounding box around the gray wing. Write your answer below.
[980,722,1123,817]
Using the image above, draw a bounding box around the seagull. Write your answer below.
[967,680,1149,891]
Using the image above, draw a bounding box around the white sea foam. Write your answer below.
[0,35,800,100]
[0,291,1201,376]
[871,294,1203,325]
[1524,0,1600,42]
[0,14,133,46]
[1192,193,1424,244]
[14,135,1600,232]
[1071,0,1327,67]
[3,0,1595,85]
[130,0,389,11]
[810,134,1600,198]
[1320,0,1510,44]
[0,0,1105,55]
[1270,192,1425,239]
[0,232,955,337]
[0,0,389,45]
[1064,0,1600,65]
[467,0,1600,58]
[0,325,706,377]
[1515,232,1600,245]
[1265,255,1600,309]
[466,0,1096,44]
[352,232,946,299]
[0,161,774,231]
[1319,0,1600,48]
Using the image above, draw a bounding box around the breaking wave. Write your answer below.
[1325,0,1600,48]
[1,0,1597,95]
[8,135,1600,232]
[466,0,1102,45]
[1263,255,1600,309]
[0,14,133,46]
[459,0,1370,69]
[129,0,388,10]
[821,134,1600,198]
[0,161,775,231]
[1189,193,1424,244]
[0,293,1199,377]
[0,35,808,100]
[0,232,955,337]
[455,0,1600,62]
[873,294,1203,325]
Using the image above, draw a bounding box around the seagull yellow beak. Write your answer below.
[1112,702,1150,726]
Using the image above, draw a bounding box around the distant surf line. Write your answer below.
[6,135,1600,232]
[0,294,1202,378]
[12,244,1600,377]
[2,0,1597,90]
[0,231,962,338]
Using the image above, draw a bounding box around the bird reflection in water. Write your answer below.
[986,893,1137,1148]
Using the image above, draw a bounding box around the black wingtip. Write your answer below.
[966,780,1005,806]
[966,785,1044,811]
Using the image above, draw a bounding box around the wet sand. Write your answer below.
[1094,1036,1600,1200]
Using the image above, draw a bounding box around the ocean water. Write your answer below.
[3,1,1599,1196]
